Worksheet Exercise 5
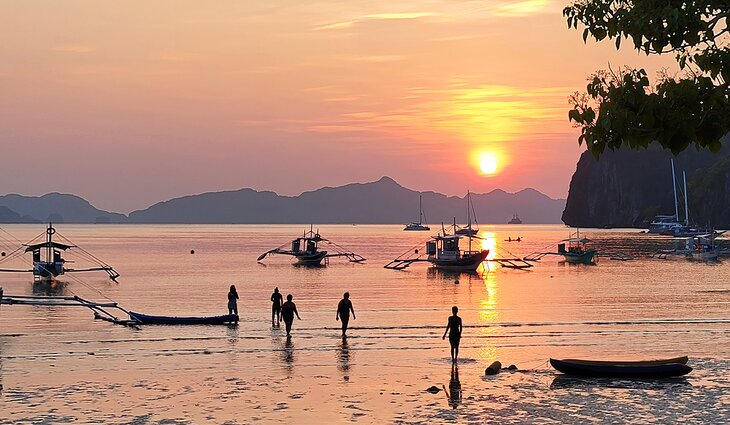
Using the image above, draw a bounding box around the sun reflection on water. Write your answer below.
[475,262,500,362]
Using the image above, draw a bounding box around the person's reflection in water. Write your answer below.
[443,364,462,409]
[279,335,295,376]
[337,338,352,382]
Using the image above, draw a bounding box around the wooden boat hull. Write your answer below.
[294,250,328,266]
[550,357,691,378]
[431,250,489,272]
[562,249,597,264]
[129,312,239,325]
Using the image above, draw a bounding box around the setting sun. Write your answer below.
[479,153,499,175]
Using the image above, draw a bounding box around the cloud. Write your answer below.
[313,11,441,31]
[491,0,554,17]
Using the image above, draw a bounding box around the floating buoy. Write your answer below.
[425,385,441,394]
[190,250,195,254]
[454,279,459,285]
[0,252,5,257]
[485,361,502,375]
[507,364,518,370]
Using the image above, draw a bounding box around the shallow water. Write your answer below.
[0,224,728,424]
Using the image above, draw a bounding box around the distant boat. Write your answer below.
[404,194,430,231]
[654,231,725,261]
[524,228,597,264]
[455,191,479,235]
[257,226,366,266]
[508,214,522,224]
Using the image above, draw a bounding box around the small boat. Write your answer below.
[0,223,120,282]
[257,226,365,266]
[653,231,725,261]
[550,357,691,378]
[404,194,430,231]
[525,229,597,264]
[128,311,239,325]
[508,214,522,224]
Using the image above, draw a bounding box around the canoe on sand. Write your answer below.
[128,312,239,325]
[550,356,691,378]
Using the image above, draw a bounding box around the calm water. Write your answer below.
[0,224,729,424]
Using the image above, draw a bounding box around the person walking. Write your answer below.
[227,285,239,315]
[336,292,356,338]
[281,294,301,337]
[442,306,462,363]
[271,287,283,327]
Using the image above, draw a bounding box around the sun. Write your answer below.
[479,153,499,175]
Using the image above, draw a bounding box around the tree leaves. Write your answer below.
[564,0,730,157]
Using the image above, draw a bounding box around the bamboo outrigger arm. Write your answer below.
[0,289,140,327]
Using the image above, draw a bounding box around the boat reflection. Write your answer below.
[337,338,353,381]
[32,279,68,295]
[550,375,692,390]
[444,364,462,409]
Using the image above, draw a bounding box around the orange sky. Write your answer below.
[0,1,678,212]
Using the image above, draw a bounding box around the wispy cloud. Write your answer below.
[313,11,441,31]
[491,0,554,17]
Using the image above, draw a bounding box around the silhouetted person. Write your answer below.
[227,285,239,315]
[271,287,283,327]
[442,306,462,363]
[336,292,356,338]
[281,294,301,337]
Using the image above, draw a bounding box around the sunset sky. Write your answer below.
[0,1,677,213]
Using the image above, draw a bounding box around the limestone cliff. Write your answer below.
[562,139,730,228]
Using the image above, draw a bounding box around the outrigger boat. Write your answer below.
[403,194,430,231]
[0,289,238,327]
[0,224,120,282]
[385,220,532,271]
[653,231,725,261]
[257,226,365,266]
[525,229,597,264]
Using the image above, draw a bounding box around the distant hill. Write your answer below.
[0,193,127,224]
[128,177,566,224]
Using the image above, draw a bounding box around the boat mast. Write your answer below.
[466,191,471,229]
[419,194,423,225]
[671,159,679,221]
[683,171,689,226]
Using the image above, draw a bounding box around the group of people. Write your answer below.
[226,285,463,361]
[227,285,357,338]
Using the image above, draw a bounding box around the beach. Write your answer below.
[1,224,729,423]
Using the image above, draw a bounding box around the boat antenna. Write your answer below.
[671,159,679,221]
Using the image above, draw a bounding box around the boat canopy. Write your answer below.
[561,237,591,243]
[24,241,75,252]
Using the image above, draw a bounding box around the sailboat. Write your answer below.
[455,191,479,235]
[648,159,684,234]
[657,168,716,237]
[404,194,430,231]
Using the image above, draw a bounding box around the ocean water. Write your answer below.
[0,224,728,424]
